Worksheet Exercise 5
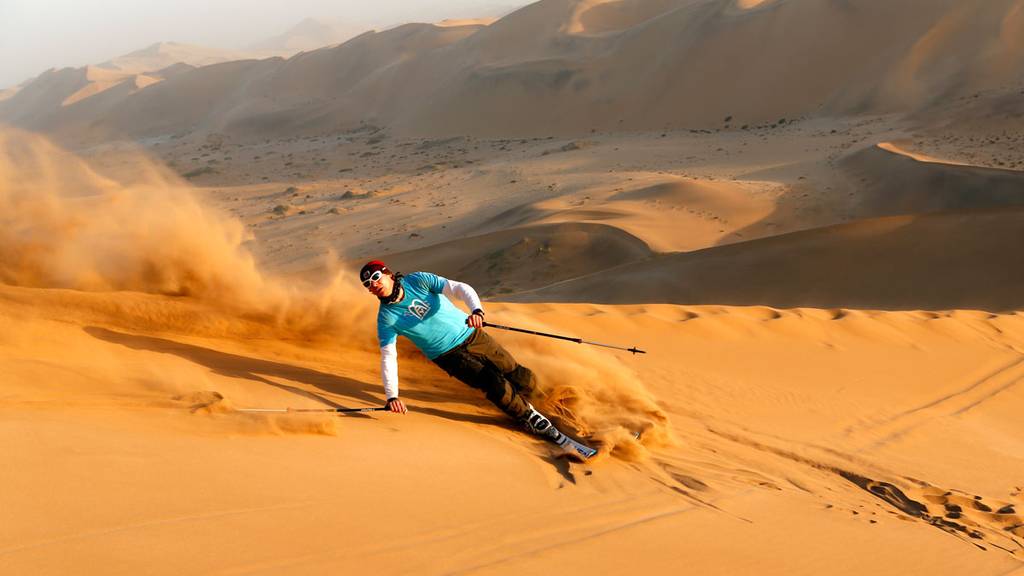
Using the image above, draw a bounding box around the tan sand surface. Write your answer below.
[2,285,1022,574]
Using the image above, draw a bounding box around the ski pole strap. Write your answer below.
[482,322,646,355]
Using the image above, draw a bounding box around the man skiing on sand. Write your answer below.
[360,260,597,458]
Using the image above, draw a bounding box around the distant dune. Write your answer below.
[0,42,270,138]
[509,208,1024,311]
[5,0,1024,141]
[842,143,1024,218]
[96,42,260,75]
[380,222,653,296]
[245,17,368,53]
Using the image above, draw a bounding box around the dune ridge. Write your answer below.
[841,143,1024,218]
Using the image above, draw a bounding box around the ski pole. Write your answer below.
[235,406,388,414]
[482,322,646,355]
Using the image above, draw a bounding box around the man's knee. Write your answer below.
[487,385,530,420]
[507,365,536,396]
[476,363,509,397]
[479,366,530,420]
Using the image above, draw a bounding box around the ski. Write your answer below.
[554,433,599,459]
[523,406,598,459]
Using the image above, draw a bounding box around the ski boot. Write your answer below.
[521,404,597,459]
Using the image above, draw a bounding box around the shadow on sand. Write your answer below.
[85,326,381,410]
[85,326,577,476]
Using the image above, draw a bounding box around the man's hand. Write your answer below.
[385,397,407,414]
[466,309,485,328]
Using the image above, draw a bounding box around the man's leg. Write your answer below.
[433,342,532,421]
[464,329,538,398]
[434,348,588,454]
[505,365,537,398]
[432,332,588,453]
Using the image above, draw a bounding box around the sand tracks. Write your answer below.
[704,426,1023,558]
[848,355,1024,448]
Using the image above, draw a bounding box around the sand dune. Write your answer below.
[70,22,485,141]
[565,0,682,35]
[246,17,368,53]
[8,0,1024,141]
[510,209,1024,311]
[841,143,1024,218]
[463,176,781,254]
[0,87,18,102]
[96,42,260,75]
[437,17,500,27]
[199,0,1024,136]
[0,43,270,137]
[0,67,98,127]
[2,279,1022,574]
[381,221,653,296]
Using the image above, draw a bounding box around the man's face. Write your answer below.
[364,270,393,298]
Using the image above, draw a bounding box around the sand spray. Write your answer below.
[0,129,670,453]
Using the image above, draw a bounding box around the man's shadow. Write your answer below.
[85,326,506,424]
[86,326,382,410]
[85,327,578,482]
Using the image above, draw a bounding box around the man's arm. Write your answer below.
[377,318,408,414]
[380,342,407,413]
[443,279,485,327]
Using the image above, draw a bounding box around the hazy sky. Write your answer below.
[0,0,525,89]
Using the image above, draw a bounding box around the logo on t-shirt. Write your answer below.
[406,299,430,320]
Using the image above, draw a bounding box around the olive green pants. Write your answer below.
[432,329,538,420]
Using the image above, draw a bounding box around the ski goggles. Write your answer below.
[362,270,385,287]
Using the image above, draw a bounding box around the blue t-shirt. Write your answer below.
[377,272,474,359]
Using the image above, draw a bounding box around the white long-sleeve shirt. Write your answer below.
[379,276,483,399]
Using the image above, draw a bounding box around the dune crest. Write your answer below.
[436,17,498,27]
[876,141,968,166]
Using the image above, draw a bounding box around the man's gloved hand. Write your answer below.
[385,397,407,414]
[466,309,485,328]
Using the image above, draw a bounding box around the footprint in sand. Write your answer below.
[918,487,1023,545]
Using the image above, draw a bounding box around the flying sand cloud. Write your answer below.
[0,127,668,454]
